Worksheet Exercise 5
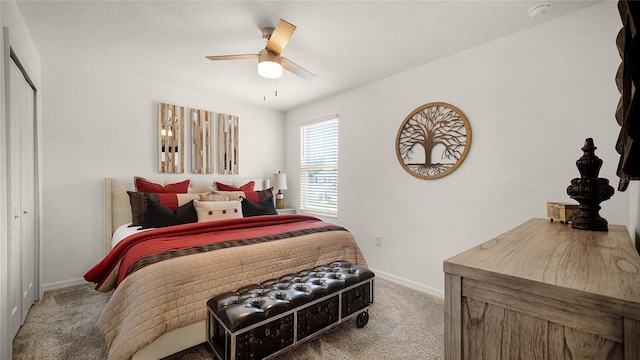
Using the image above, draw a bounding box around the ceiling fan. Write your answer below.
[206,19,315,80]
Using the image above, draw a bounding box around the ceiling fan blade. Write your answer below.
[266,19,296,55]
[281,57,315,80]
[206,54,258,61]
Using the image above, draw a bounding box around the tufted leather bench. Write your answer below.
[206,261,375,360]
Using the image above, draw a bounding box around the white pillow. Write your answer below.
[193,200,243,222]
[199,191,241,202]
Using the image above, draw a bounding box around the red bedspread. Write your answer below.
[85,214,339,289]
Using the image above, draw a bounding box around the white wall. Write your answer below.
[630,182,640,251]
[286,1,631,296]
[39,57,286,291]
[20,0,640,309]
[1,1,41,358]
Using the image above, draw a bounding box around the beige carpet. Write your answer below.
[13,277,444,359]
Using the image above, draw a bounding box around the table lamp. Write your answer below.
[272,171,288,209]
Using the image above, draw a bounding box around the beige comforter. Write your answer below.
[97,229,366,360]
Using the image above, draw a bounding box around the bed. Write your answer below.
[85,177,367,360]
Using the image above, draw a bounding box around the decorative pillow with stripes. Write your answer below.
[127,191,201,226]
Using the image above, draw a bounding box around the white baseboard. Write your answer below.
[40,270,445,300]
[41,277,88,294]
[368,267,444,299]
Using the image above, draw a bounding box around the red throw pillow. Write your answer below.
[212,183,271,203]
[215,181,255,192]
[135,177,190,193]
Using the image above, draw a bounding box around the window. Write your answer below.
[299,115,338,217]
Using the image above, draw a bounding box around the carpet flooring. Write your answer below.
[13,277,444,359]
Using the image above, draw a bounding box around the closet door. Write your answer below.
[20,68,35,323]
[8,59,24,338]
[8,57,36,337]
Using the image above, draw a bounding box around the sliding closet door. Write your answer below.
[8,57,36,337]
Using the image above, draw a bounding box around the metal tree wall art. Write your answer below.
[396,102,472,179]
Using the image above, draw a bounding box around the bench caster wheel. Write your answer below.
[356,311,369,328]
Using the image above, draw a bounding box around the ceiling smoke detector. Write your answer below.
[528,3,551,19]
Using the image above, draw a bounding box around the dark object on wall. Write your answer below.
[566,138,615,232]
[396,102,472,179]
[615,0,640,191]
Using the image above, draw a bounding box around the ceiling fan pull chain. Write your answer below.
[263,77,267,101]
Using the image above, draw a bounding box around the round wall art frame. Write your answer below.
[396,102,472,180]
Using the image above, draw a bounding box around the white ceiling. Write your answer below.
[16,0,601,112]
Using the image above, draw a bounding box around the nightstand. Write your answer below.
[276,208,296,215]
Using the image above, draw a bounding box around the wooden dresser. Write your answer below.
[443,218,640,360]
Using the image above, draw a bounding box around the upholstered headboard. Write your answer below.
[103,177,269,254]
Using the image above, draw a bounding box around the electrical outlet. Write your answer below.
[375,235,382,247]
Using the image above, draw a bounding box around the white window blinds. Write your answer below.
[299,116,338,217]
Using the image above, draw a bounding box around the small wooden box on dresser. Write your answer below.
[443,218,640,360]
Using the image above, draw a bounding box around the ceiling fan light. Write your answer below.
[258,60,283,79]
[258,49,283,79]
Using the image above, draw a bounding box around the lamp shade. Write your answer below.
[272,172,288,191]
[258,61,283,79]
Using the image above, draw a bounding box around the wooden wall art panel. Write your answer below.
[396,102,472,179]
[158,102,184,173]
[217,113,239,175]
[191,108,214,174]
